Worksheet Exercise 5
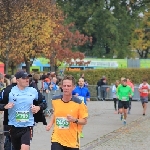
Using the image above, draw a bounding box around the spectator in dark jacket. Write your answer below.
[97,76,109,101]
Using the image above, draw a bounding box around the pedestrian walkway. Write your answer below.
[82,115,150,150]
[30,101,150,150]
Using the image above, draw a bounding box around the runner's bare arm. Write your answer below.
[4,103,14,109]
[31,105,40,114]
[0,103,14,110]
[138,88,141,92]
[86,98,90,101]
[67,114,87,125]
[46,114,55,131]
[75,118,87,125]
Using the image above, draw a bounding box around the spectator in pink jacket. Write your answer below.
[127,79,134,114]
[127,79,134,92]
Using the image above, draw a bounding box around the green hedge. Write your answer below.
[65,68,150,85]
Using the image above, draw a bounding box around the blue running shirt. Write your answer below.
[8,86,38,127]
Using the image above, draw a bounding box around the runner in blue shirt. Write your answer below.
[72,78,90,105]
[72,77,90,138]
[0,70,47,150]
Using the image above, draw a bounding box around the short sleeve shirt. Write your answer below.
[8,86,38,127]
[51,95,88,148]
[139,83,150,97]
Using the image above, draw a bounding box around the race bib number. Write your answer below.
[78,96,84,102]
[142,89,148,93]
[56,117,69,129]
[16,111,29,122]
[122,97,127,101]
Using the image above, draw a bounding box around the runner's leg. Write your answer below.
[114,98,117,113]
[128,97,132,114]
[124,109,127,120]
[118,101,123,120]
[123,108,127,125]
[10,127,31,150]
[143,102,147,115]
[123,101,129,125]
[141,97,148,115]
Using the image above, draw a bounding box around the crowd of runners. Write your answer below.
[97,76,150,125]
[0,70,149,150]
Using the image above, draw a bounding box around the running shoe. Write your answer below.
[120,114,123,121]
[80,132,84,138]
[123,120,126,125]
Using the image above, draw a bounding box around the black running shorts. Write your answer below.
[51,142,79,150]
[10,126,32,150]
[118,100,129,109]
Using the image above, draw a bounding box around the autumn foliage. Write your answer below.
[131,11,150,58]
[0,0,91,73]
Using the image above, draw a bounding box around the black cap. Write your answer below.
[47,72,51,76]
[28,74,32,77]
[15,71,29,79]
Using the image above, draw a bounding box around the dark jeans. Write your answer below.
[101,88,107,100]
[4,135,14,150]
[129,97,132,111]
[96,86,99,96]
[113,98,118,110]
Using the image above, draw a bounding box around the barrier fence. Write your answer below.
[41,85,141,110]
[96,85,140,101]
[37,80,141,101]
[42,90,62,116]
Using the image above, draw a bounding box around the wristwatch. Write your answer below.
[73,119,78,124]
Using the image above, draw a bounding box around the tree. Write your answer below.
[131,10,150,58]
[0,0,60,73]
[56,0,149,58]
[0,0,22,73]
[43,21,91,71]
[0,0,90,73]
[12,0,58,73]
[16,1,90,72]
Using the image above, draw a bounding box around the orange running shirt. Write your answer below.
[51,95,88,148]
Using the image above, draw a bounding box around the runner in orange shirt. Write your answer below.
[46,75,88,150]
